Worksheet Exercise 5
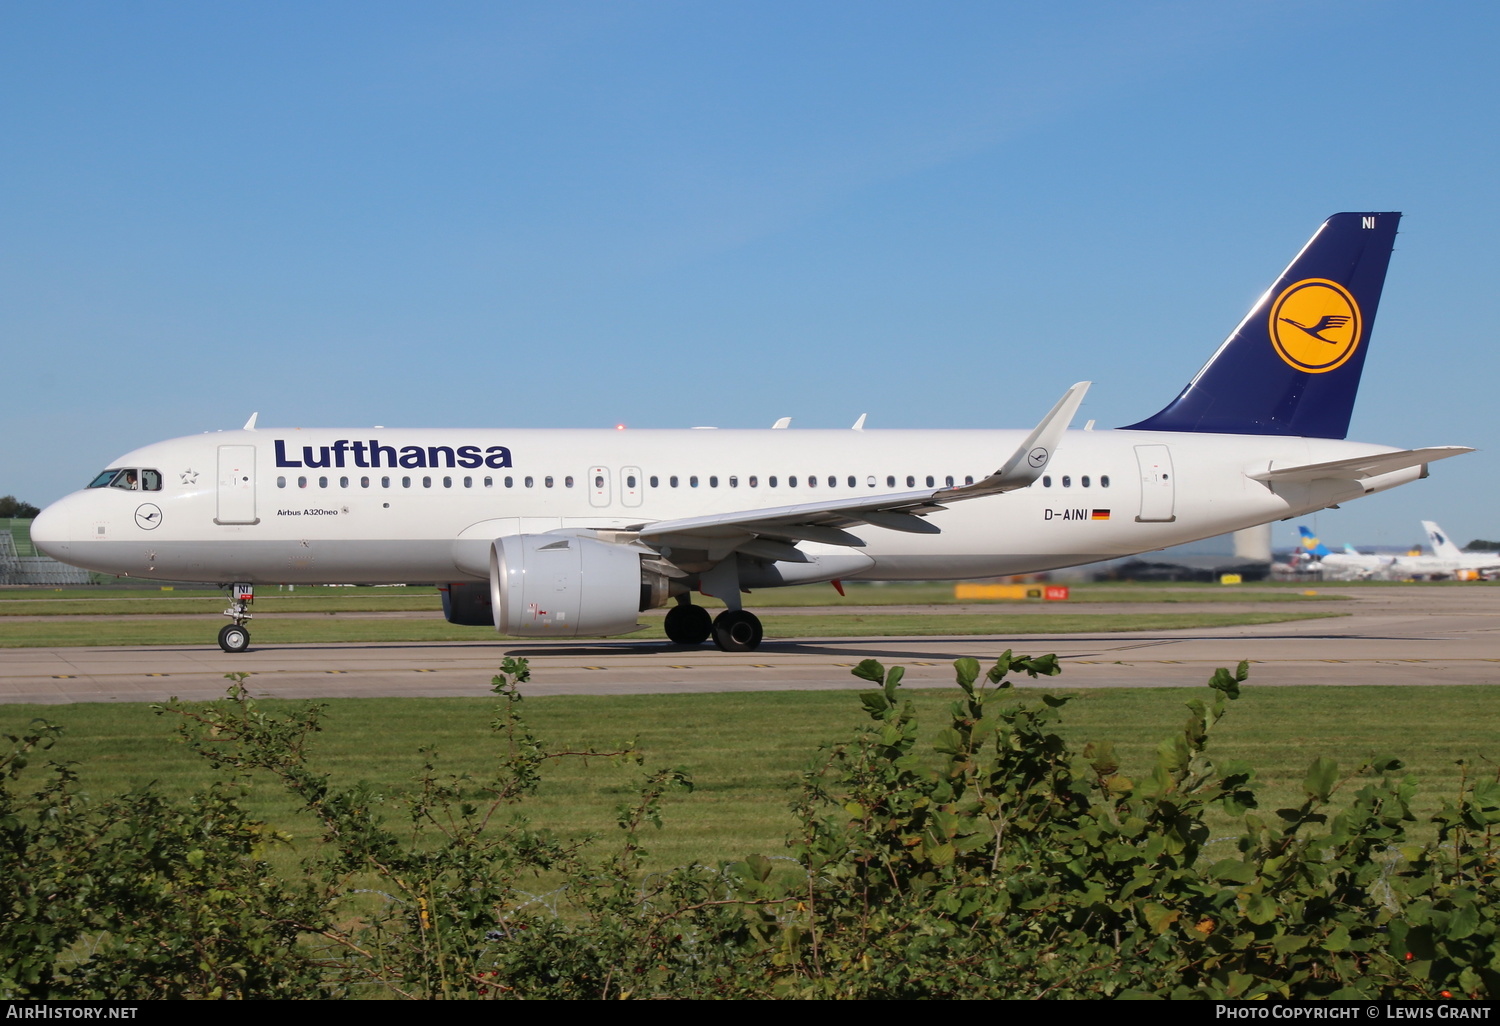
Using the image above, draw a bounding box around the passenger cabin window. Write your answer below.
[88,468,162,491]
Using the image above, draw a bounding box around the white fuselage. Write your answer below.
[1318,552,1498,581]
[34,426,1418,587]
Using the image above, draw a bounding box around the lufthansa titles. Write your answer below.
[275,439,513,470]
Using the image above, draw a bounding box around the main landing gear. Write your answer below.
[662,596,764,652]
[663,600,712,645]
[218,583,253,653]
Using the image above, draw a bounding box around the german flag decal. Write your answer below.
[1091,509,1111,521]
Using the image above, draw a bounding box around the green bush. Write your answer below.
[2,655,1496,998]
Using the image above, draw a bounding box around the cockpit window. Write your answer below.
[86,468,162,491]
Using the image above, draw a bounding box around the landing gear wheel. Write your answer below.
[218,624,251,653]
[711,609,763,652]
[664,603,713,645]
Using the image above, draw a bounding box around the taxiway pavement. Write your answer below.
[1,585,1496,705]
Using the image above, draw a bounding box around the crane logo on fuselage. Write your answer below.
[1268,278,1363,375]
[274,439,513,470]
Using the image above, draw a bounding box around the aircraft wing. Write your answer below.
[631,382,1090,561]
[1248,446,1472,485]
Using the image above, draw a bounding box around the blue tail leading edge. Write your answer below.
[1126,212,1400,439]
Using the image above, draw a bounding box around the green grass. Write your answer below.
[0,588,442,615]
[0,610,1342,647]
[3,677,1495,870]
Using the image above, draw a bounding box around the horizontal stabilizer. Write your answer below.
[1249,446,1472,484]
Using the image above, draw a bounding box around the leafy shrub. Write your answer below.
[3,654,1497,998]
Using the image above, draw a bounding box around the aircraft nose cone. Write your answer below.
[30,501,71,560]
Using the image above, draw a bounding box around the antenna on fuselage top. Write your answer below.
[242,412,259,430]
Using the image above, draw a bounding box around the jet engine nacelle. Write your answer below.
[440,581,493,627]
[489,534,668,637]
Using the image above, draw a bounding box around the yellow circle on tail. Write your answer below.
[1268,278,1362,374]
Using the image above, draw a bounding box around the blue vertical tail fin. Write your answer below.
[1124,212,1400,439]
[1298,526,1332,557]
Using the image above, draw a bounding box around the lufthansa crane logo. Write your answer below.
[1268,278,1363,374]
[134,503,162,531]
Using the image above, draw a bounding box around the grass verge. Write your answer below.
[2,672,1491,871]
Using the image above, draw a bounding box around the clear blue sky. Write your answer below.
[4,1,1497,551]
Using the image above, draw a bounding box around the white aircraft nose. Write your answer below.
[30,501,71,560]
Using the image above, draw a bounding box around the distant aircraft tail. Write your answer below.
[1423,520,1463,559]
[1298,525,1332,557]
[1125,212,1401,439]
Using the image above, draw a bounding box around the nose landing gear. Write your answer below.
[218,583,253,653]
